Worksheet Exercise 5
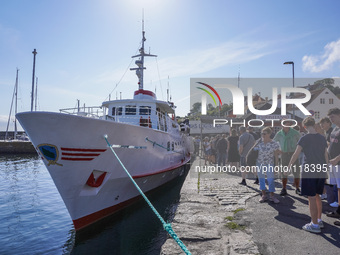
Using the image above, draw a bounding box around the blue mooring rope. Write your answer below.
[145,137,184,156]
[104,135,191,255]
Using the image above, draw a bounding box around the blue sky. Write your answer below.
[1,0,340,131]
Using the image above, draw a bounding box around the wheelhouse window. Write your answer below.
[125,105,136,115]
[111,107,116,116]
[117,107,123,115]
[140,106,151,115]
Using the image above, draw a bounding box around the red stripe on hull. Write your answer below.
[62,152,101,156]
[61,148,107,152]
[61,157,94,161]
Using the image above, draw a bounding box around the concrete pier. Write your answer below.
[0,140,36,154]
[161,158,340,255]
[161,159,260,254]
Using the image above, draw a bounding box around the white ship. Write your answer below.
[16,29,192,231]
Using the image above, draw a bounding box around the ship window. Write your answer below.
[117,107,123,115]
[126,105,136,115]
[172,142,174,151]
[111,107,116,116]
[167,141,170,151]
[140,106,151,115]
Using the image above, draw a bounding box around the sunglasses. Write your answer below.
[261,132,268,135]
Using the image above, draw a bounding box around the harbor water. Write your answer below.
[0,155,188,255]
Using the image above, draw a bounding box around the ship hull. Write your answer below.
[16,111,191,230]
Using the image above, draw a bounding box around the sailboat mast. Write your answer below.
[31,49,37,111]
[5,68,19,140]
[14,68,19,138]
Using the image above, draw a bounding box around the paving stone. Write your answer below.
[161,159,260,254]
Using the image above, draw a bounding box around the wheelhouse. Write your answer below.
[101,89,178,133]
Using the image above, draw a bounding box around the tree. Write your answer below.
[314,78,340,98]
[190,102,201,116]
[314,78,334,87]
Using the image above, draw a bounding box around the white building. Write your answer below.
[293,87,340,121]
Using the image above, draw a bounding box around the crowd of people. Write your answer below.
[193,107,340,234]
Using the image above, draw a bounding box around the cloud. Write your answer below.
[157,41,271,78]
[96,39,272,86]
[302,39,340,73]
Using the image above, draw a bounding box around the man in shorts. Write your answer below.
[326,108,340,226]
[289,117,328,233]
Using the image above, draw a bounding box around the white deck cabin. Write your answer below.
[101,89,179,134]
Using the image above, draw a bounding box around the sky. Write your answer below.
[1,0,340,131]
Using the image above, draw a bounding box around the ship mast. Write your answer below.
[130,20,157,90]
[31,49,37,111]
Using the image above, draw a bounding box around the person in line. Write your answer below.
[194,136,201,156]
[227,129,240,168]
[314,119,327,203]
[274,124,301,196]
[247,126,259,184]
[216,134,228,167]
[321,118,340,206]
[238,126,255,185]
[256,127,281,204]
[247,126,259,140]
[294,125,305,163]
[289,117,328,233]
[325,108,340,226]
[211,135,220,165]
[203,137,212,165]
[319,117,335,202]
[320,117,334,145]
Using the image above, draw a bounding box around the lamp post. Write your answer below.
[283,61,295,120]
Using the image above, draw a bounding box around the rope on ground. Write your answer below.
[104,134,191,255]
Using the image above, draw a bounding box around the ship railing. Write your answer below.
[59,106,105,119]
[105,109,180,134]
[59,106,180,134]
